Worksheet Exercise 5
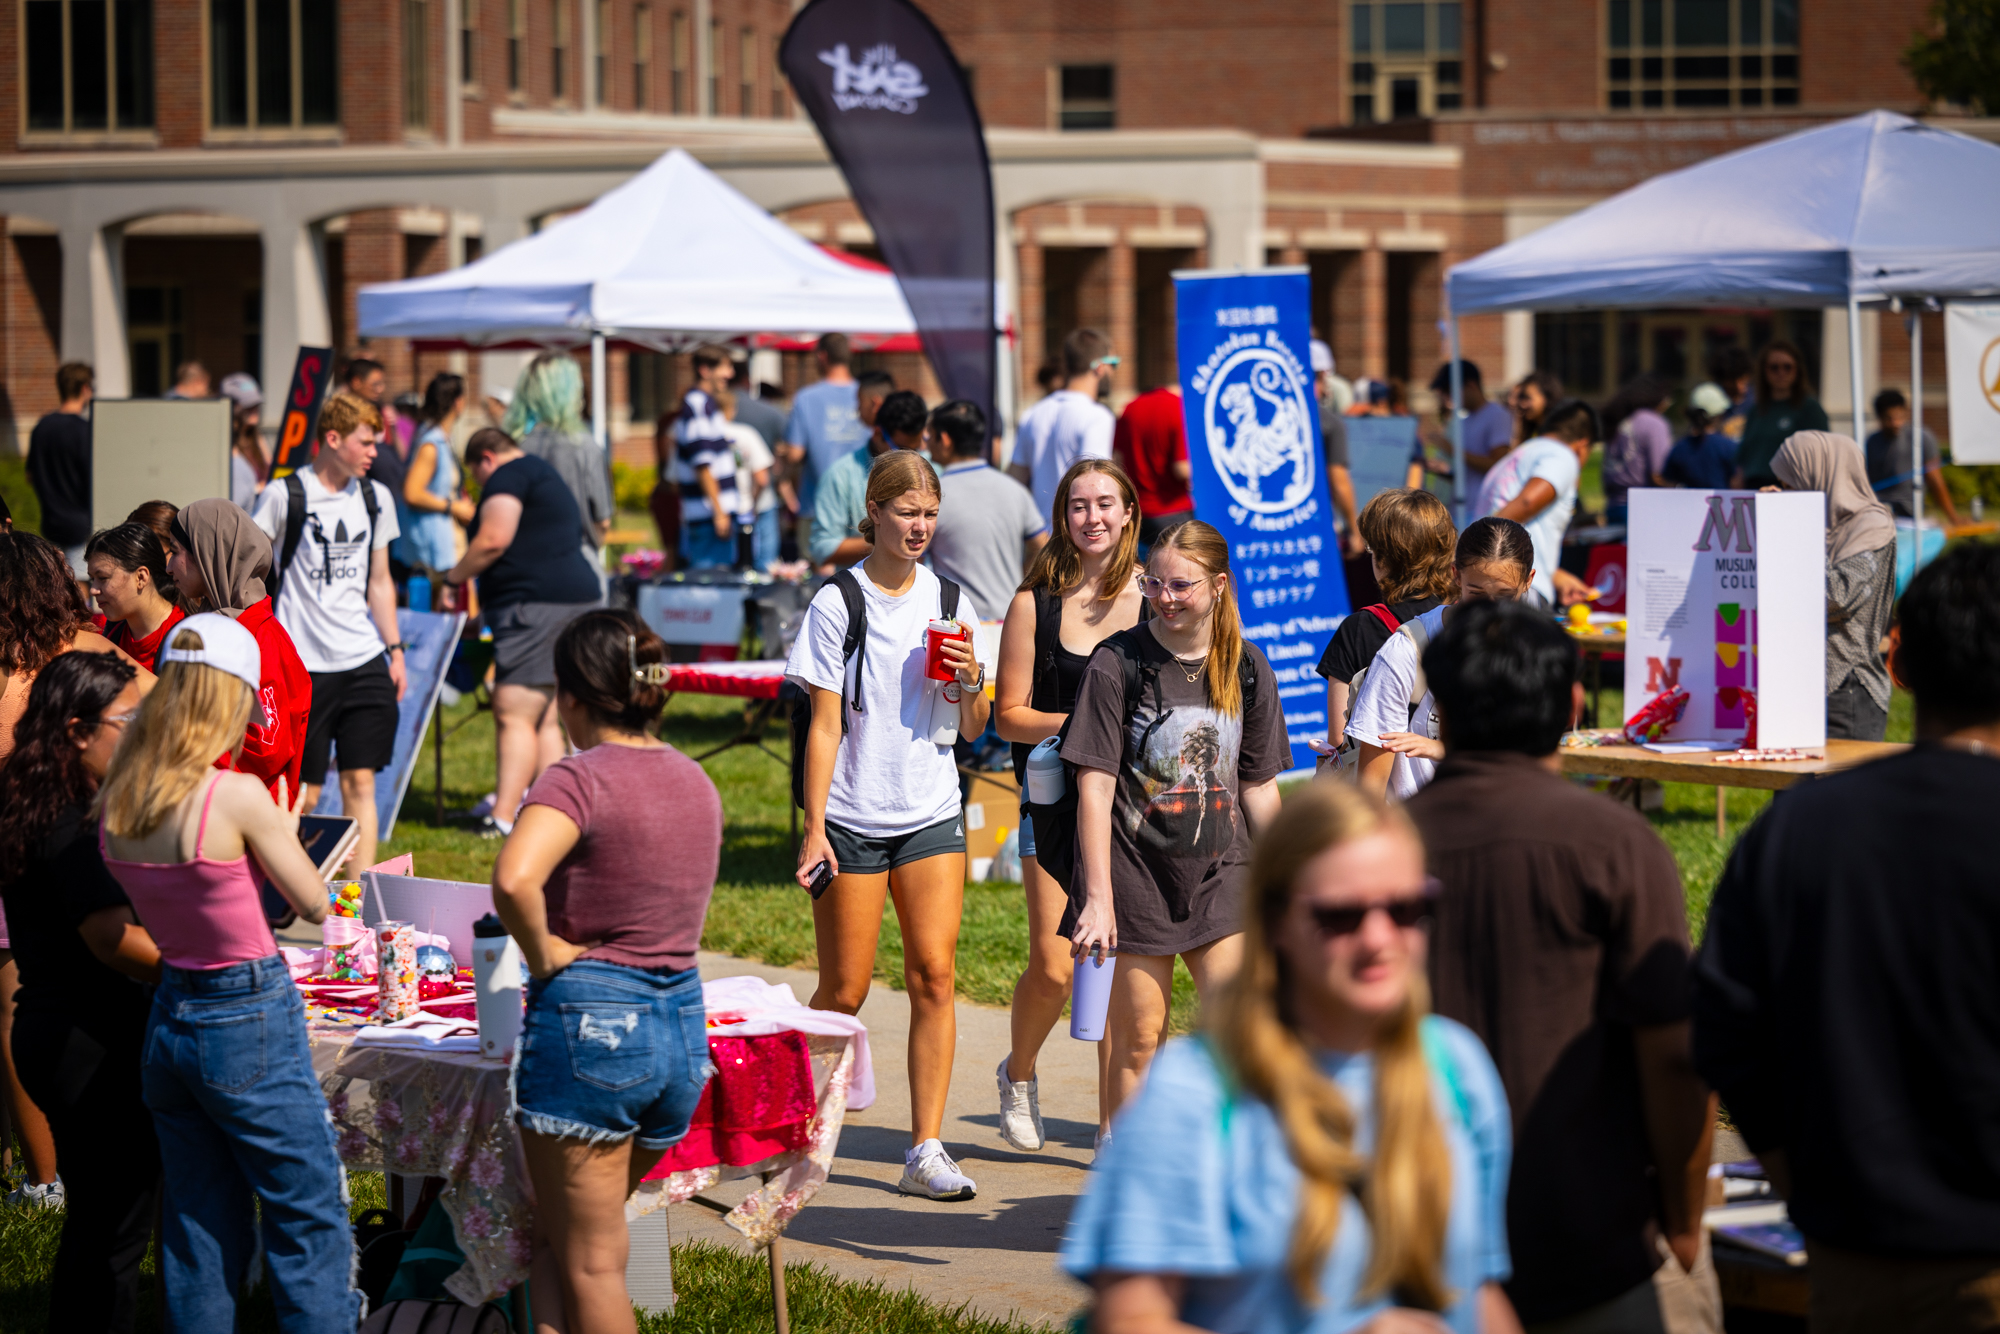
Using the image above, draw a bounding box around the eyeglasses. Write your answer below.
[1303,880,1441,937]
[1139,575,1208,599]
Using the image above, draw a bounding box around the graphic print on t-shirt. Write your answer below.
[307,516,369,589]
[1121,702,1243,878]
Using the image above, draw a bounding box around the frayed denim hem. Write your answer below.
[515,1108,634,1147]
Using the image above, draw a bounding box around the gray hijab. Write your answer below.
[173,498,272,616]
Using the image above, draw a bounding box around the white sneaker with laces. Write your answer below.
[6,1177,63,1209]
[1093,1127,1113,1164]
[995,1055,1044,1151]
[898,1138,977,1201]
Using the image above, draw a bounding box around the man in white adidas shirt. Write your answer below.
[252,389,406,871]
[1009,327,1118,523]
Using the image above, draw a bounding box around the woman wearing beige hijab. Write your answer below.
[165,498,315,797]
[1771,431,1899,741]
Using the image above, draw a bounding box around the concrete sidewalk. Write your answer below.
[675,950,1098,1330]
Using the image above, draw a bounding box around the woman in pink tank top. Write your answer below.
[97,613,362,1330]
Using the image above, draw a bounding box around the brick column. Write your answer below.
[1017,239,1044,401]
[1360,243,1387,382]
[1109,239,1137,404]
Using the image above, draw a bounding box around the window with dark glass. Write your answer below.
[25,0,155,133]
[670,10,688,112]
[209,0,336,129]
[405,0,430,129]
[1059,64,1114,130]
[740,28,756,116]
[634,4,651,107]
[1348,1,1460,122]
[508,0,523,92]
[553,0,569,101]
[1605,0,1798,110]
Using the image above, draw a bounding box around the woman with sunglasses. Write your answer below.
[1063,782,1518,1334]
[0,651,161,1332]
[494,609,723,1334]
[1348,518,1537,802]
[1732,340,1828,489]
[992,458,1147,1152]
[1063,520,1291,1147]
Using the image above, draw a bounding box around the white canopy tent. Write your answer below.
[1443,111,2000,527]
[357,148,917,448]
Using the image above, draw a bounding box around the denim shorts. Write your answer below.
[1017,806,1037,859]
[512,960,712,1150]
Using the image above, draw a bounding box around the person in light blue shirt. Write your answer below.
[1474,398,1597,608]
[782,334,872,516]
[808,391,931,569]
[1061,782,1518,1334]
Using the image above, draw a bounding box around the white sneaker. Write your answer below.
[995,1055,1045,1151]
[898,1139,977,1201]
[6,1178,63,1209]
[1093,1128,1113,1164]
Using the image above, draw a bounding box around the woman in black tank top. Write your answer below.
[990,459,1148,1154]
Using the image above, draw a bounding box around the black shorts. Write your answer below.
[824,813,966,876]
[302,655,400,777]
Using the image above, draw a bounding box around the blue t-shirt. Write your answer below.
[472,454,603,608]
[1062,1023,1512,1334]
[1661,431,1741,492]
[786,380,868,513]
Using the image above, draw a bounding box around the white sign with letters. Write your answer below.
[1623,489,1826,749]
[1946,301,2000,464]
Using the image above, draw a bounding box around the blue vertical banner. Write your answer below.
[1174,267,1350,773]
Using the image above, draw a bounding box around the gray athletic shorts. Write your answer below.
[490,600,599,688]
[824,813,966,875]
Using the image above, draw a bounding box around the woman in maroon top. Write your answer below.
[494,608,722,1334]
[87,523,185,673]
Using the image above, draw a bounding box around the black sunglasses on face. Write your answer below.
[1304,879,1441,937]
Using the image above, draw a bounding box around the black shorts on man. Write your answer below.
[301,655,399,776]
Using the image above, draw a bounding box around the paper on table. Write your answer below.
[1638,740,1739,754]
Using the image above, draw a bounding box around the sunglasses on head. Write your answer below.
[1304,879,1441,937]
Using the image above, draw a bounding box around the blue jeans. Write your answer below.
[680,520,737,570]
[513,961,713,1150]
[142,955,360,1332]
[752,508,781,572]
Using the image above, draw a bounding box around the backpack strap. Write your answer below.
[359,475,381,558]
[830,569,868,729]
[274,472,308,597]
[1030,586,1063,712]
[1363,603,1402,633]
[1397,615,1435,715]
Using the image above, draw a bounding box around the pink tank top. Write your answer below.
[101,775,278,970]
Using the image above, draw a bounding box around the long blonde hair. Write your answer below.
[856,450,941,544]
[1019,458,1142,601]
[1213,783,1452,1308]
[1149,519,1247,717]
[95,626,254,838]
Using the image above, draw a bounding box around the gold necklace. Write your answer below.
[1170,652,1206,683]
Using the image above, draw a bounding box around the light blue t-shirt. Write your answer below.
[1474,436,1580,606]
[1061,1023,1512,1334]
[786,380,867,515]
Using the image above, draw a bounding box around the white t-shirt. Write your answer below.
[251,468,400,673]
[726,421,779,514]
[1474,436,1579,606]
[1343,605,1446,802]
[1014,389,1115,523]
[784,564,963,838]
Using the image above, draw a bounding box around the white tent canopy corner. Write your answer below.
[1441,110,2000,527]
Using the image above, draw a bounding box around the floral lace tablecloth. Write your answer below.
[311,1027,857,1305]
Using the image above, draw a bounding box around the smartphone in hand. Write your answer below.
[806,860,835,900]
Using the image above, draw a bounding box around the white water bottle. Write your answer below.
[471,913,525,1062]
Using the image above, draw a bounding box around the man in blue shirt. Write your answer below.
[809,391,930,570]
[782,334,869,518]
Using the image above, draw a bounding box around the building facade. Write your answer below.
[0,0,1962,464]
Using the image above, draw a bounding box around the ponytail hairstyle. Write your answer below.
[552,608,671,734]
[1020,458,1141,600]
[0,651,137,881]
[1214,782,1452,1308]
[1356,489,1457,605]
[1454,516,1535,579]
[96,626,255,838]
[856,450,941,545]
[86,522,173,605]
[1148,520,1246,717]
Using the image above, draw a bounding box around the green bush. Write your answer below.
[0,457,41,534]
[614,462,658,514]
[1941,463,2000,514]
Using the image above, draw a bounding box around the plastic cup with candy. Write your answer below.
[1623,685,1691,745]
[327,880,364,918]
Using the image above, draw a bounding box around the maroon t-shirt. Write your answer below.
[522,742,722,971]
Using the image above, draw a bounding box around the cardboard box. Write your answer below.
[962,768,1020,879]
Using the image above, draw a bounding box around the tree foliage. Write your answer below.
[1905,0,2000,114]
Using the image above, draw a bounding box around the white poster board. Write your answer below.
[90,398,232,531]
[1946,301,2000,464]
[1624,489,1826,749]
[637,582,747,646]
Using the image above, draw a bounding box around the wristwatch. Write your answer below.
[963,661,986,691]
[385,642,407,654]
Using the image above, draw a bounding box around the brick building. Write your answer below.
[0,0,1966,465]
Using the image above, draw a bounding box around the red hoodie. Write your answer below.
[212,598,313,799]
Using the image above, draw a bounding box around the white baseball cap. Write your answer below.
[1311,339,1335,376]
[1688,382,1733,417]
[160,612,267,726]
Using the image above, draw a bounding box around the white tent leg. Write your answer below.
[591,331,608,452]
[1910,307,1925,533]
[1847,294,1867,443]
[1449,316,1466,526]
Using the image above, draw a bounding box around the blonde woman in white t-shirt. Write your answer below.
[785,450,990,1201]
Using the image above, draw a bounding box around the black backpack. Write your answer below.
[1024,628,1259,897]
[788,569,962,810]
[272,471,380,598]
